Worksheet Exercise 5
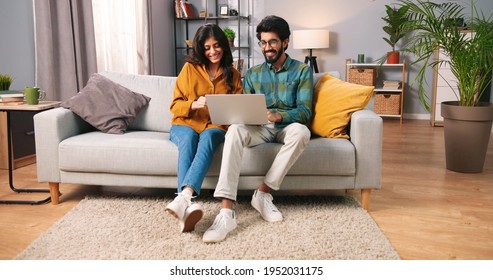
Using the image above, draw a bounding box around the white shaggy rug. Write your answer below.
[16,195,400,260]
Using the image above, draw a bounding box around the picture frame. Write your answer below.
[219,5,228,16]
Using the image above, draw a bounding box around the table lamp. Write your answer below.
[293,29,330,73]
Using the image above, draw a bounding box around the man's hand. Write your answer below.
[191,96,207,110]
[267,110,282,123]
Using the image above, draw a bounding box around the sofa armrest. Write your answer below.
[34,107,93,182]
[349,109,383,189]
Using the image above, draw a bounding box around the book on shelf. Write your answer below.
[174,0,183,18]
[181,1,195,18]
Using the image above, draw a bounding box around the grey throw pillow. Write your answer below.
[61,73,151,134]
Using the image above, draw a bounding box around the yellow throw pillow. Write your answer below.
[310,74,374,138]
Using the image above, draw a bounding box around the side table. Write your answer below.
[0,101,61,205]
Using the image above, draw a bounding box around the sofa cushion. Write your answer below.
[310,74,374,139]
[233,138,355,176]
[61,73,151,134]
[59,131,178,175]
[100,71,176,133]
[59,132,355,176]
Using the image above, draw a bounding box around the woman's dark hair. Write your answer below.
[256,15,291,50]
[186,24,235,93]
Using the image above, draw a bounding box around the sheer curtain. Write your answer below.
[92,0,152,75]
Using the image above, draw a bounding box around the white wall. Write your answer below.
[0,0,35,90]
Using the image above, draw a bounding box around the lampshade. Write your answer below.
[293,29,330,50]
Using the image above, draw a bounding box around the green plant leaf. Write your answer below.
[223,27,235,39]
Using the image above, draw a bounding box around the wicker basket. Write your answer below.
[349,68,376,86]
[374,93,400,115]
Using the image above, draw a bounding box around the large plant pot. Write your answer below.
[386,51,400,64]
[441,101,493,173]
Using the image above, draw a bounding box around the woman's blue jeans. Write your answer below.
[169,125,225,195]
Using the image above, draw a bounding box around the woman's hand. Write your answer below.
[191,96,207,110]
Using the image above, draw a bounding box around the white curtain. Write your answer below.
[92,0,152,75]
[33,0,98,101]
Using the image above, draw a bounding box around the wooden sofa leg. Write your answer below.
[361,189,371,211]
[49,182,60,205]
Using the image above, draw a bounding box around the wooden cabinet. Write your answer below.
[173,0,251,75]
[345,59,407,124]
[0,111,37,170]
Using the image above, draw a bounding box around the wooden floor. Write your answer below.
[0,119,492,260]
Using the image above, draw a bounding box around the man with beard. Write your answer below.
[203,15,313,243]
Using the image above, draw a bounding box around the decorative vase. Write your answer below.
[441,101,493,173]
[386,51,400,64]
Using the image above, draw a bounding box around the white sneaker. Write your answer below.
[166,191,203,232]
[180,203,203,233]
[203,209,237,243]
[165,192,192,220]
[251,190,283,222]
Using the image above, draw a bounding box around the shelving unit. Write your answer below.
[173,0,251,76]
[345,58,407,124]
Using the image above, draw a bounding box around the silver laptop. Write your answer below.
[206,94,268,125]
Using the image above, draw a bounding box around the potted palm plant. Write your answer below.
[401,0,493,173]
[223,27,236,48]
[381,4,410,64]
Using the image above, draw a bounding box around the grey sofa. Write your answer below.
[33,71,382,210]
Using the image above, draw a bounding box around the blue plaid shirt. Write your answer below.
[243,55,313,128]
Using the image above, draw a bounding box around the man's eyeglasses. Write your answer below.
[258,39,280,48]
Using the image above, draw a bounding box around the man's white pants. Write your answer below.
[213,122,310,201]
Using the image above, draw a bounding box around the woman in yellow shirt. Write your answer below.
[166,24,242,233]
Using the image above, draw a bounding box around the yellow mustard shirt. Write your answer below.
[170,62,243,133]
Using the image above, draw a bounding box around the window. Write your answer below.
[92,0,150,74]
